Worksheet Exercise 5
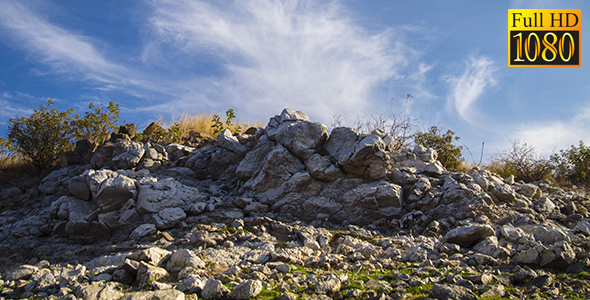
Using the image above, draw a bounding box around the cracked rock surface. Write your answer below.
[1,108,590,299]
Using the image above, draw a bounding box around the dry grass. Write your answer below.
[455,162,478,173]
[153,112,263,136]
[0,154,40,189]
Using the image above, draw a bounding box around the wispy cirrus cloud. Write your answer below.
[145,0,421,123]
[0,0,430,125]
[508,105,590,155]
[443,55,498,123]
[0,0,122,81]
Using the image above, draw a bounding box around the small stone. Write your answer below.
[130,224,157,240]
[276,264,291,273]
[151,281,172,290]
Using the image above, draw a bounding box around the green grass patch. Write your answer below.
[405,283,432,297]
[256,286,282,300]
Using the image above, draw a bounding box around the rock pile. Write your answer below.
[0,108,590,299]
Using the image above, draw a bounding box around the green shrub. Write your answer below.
[6,99,77,169]
[211,109,241,136]
[150,122,183,144]
[490,140,552,183]
[414,126,464,171]
[72,101,120,144]
[551,140,590,184]
[4,99,120,169]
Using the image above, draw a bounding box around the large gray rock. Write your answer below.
[244,144,305,193]
[335,134,388,178]
[113,148,145,170]
[60,264,86,286]
[517,183,542,199]
[166,249,205,273]
[86,169,137,213]
[305,154,344,182]
[176,277,206,294]
[136,261,169,285]
[110,140,145,170]
[491,182,516,203]
[166,143,195,162]
[534,197,556,213]
[236,136,275,179]
[201,278,230,299]
[127,247,171,267]
[39,167,77,195]
[265,108,310,140]
[576,220,590,235]
[75,282,124,300]
[137,177,206,214]
[69,175,91,200]
[120,290,185,300]
[217,129,248,155]
[275,120,328,160]
[430,284,477,300]
[341,180,404,208]
[130,224,157,240]
[500,224,529,243]
[65,198,111,244]
[154,207,186,229]
[444,224,495,248]
[313,275,341,294]
[539,241,576,269]
[324,127,360,159]
[229,279,263,299]
[533,224,571,244]
[6,265,38,280]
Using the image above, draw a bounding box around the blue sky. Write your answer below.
[0,0,588,161]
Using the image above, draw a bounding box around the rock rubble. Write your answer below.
[1,108,590,299]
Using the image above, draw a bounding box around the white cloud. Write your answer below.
[444,55,498,123]
[0,0,122,81]
[146,0,418,124]
[509,106,590,155]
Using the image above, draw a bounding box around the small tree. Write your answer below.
[7,99,77,169]
[551,140,590,184]
[4,99,121,169]
[414,126,464,171]
[72,101,120,144]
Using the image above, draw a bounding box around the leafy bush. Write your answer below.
[72,101,120,144]
[3,99,120,169]
[211,109,242,136]
[150,122,183,144]
[551,140,590,184]
[489,140,552,183]
[414,126,464,171]
[6,99,78,169]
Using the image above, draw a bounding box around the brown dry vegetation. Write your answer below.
[154,112,263,136]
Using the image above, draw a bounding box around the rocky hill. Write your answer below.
[0,108,589,299]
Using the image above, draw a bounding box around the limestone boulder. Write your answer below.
[136,177,206,214]
[236,136,275,179]
[275,120,328,160]
[229,280,263,299]
[154,207,186,229]
[244,144,305,193]
[86,169,137,213]
[444,224,495,248]
[335,134,388,178]
[65,198,111,244]
[216,129,248,155]
[305,154,344,182]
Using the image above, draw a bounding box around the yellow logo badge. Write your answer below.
[508,9,580,67]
